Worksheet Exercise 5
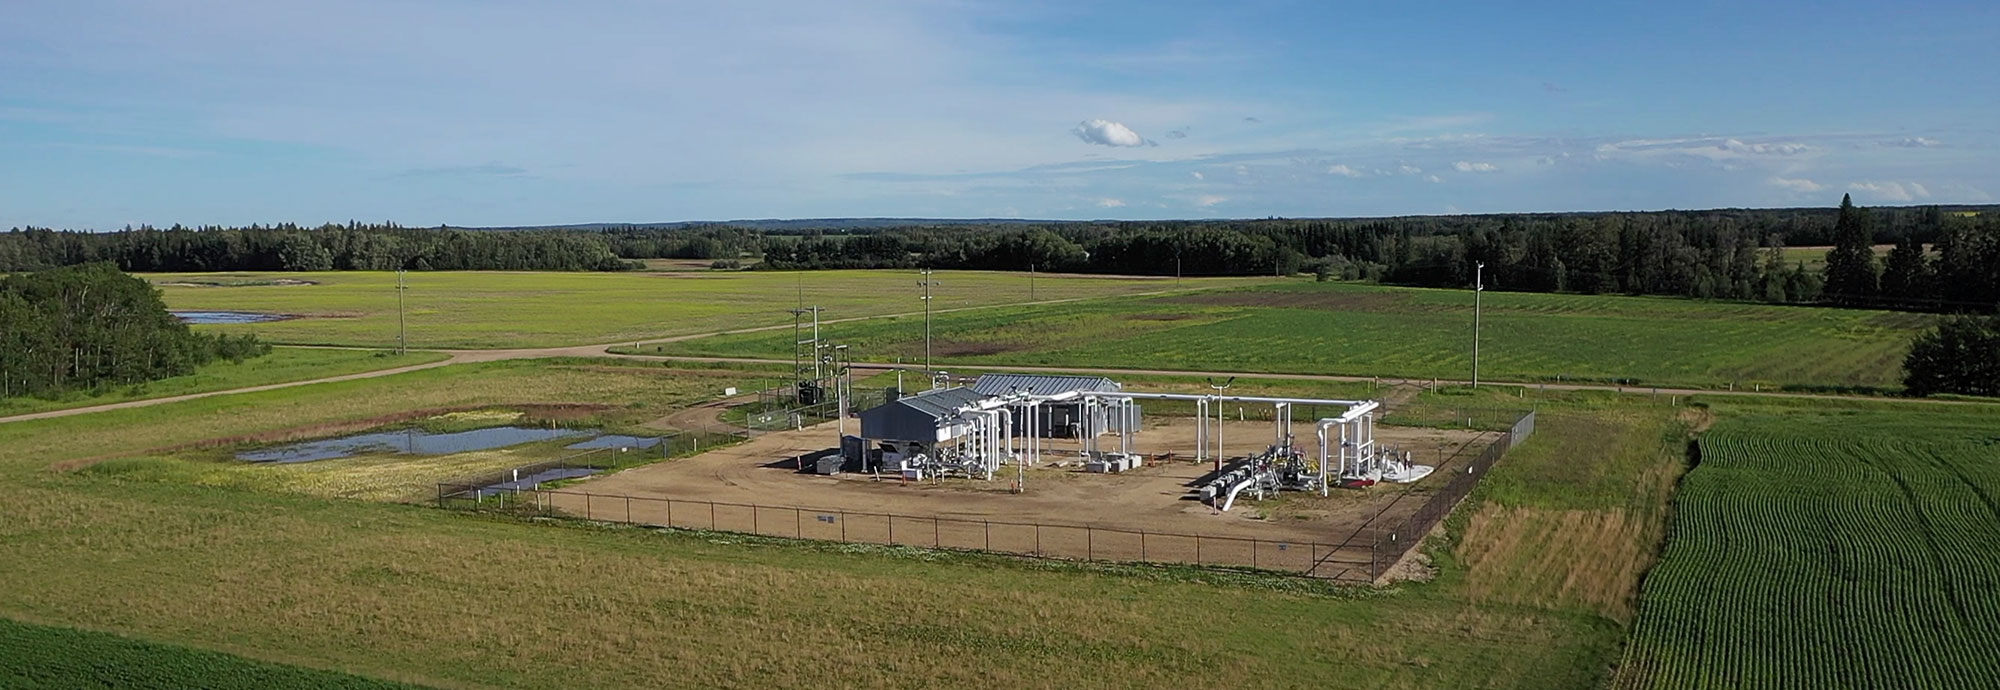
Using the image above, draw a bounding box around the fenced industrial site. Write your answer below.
[438,375,1537,581]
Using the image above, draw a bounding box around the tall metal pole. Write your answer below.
[918,269,938,377]
[395,269,407,355]
[1473,261,1485,388]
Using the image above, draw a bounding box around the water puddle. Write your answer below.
[238,426,591,463]
[564,434,664,450]
[473,467,604,497]
[172,311,293,324]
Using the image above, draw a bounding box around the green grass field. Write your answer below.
[1615,401,2000,689]
[147,270,1269,348]
[635,280,1930,391]
[0,359,1698,689]
[1778,244,1895,271]
[0,348,447,418]
[0,618,424,689]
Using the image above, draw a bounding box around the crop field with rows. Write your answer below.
[1616,405,2000,689]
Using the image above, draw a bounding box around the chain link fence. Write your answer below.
[1365,411,1536,577]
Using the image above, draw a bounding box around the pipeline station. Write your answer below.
[847,373,1434,511]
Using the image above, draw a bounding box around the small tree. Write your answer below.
[1903,315,2000,397]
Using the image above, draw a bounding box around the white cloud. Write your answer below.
[1189,171,1204,180]
[1848,181,1931,202]
[1769,176,1824,193]
[1883,137,1942,148]
[1424,174,1444,183]
[1396,164,1422,175]
[1595,137,1814,163]
[1072,119,1150,147]
[1326,164,1365,178]
[1096,197,1126,208]
[1721,138,1810,155]
[1453,161,1498,173]
[1195,194,1228,207]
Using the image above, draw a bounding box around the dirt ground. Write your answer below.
[555,415,1494,576]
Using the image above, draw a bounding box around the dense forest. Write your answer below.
[6,202,1998,312]
[0,263,269,398]
[0,223,641,273]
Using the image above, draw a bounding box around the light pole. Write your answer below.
[1473,261,1485,388]
[918,269,938,379]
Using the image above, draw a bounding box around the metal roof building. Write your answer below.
[858,386,987,443]
[971,373,1120,398]
[971,373,1131,438]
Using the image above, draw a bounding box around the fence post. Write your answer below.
[710,501,716,530]
[1195,534,1202,565]
[840,511,847,542]
[1035,523,1041,555]
[796,508,802,538]
[889,515,895,544]
[985,521,991,550]
[752,504,759,534]
[933,517,940,548]
[585,493,592,520]
[1253,538,1259,568]
[625,496,631,524]
[1141,530,1147,561]
[666,498,673,527]
[1087,527,1094,560]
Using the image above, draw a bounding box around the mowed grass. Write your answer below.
[0,360,1675,690]
[640,280,1929,390]
[0,347,448,419]
[146,270,1269,349]
[1615,401,2000,689]
[0,617,424,689]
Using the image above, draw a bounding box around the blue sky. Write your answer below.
[3,0,1996,229]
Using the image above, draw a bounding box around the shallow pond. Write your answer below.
[238,426,593,463]
[172,311,292,324]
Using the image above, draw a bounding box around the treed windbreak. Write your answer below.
[0,263,268,399]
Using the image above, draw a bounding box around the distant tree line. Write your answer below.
[751,202,2000,312]
[0,263,270,399]
[0,223,641,273]
[6,202,1997,313]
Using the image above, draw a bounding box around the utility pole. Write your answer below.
[834,344,850,437]
[395,269,408,355]
[918,269,938,377]
[1473,261,1485,388]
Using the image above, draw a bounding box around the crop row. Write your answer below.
[1617,423,2000,689]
